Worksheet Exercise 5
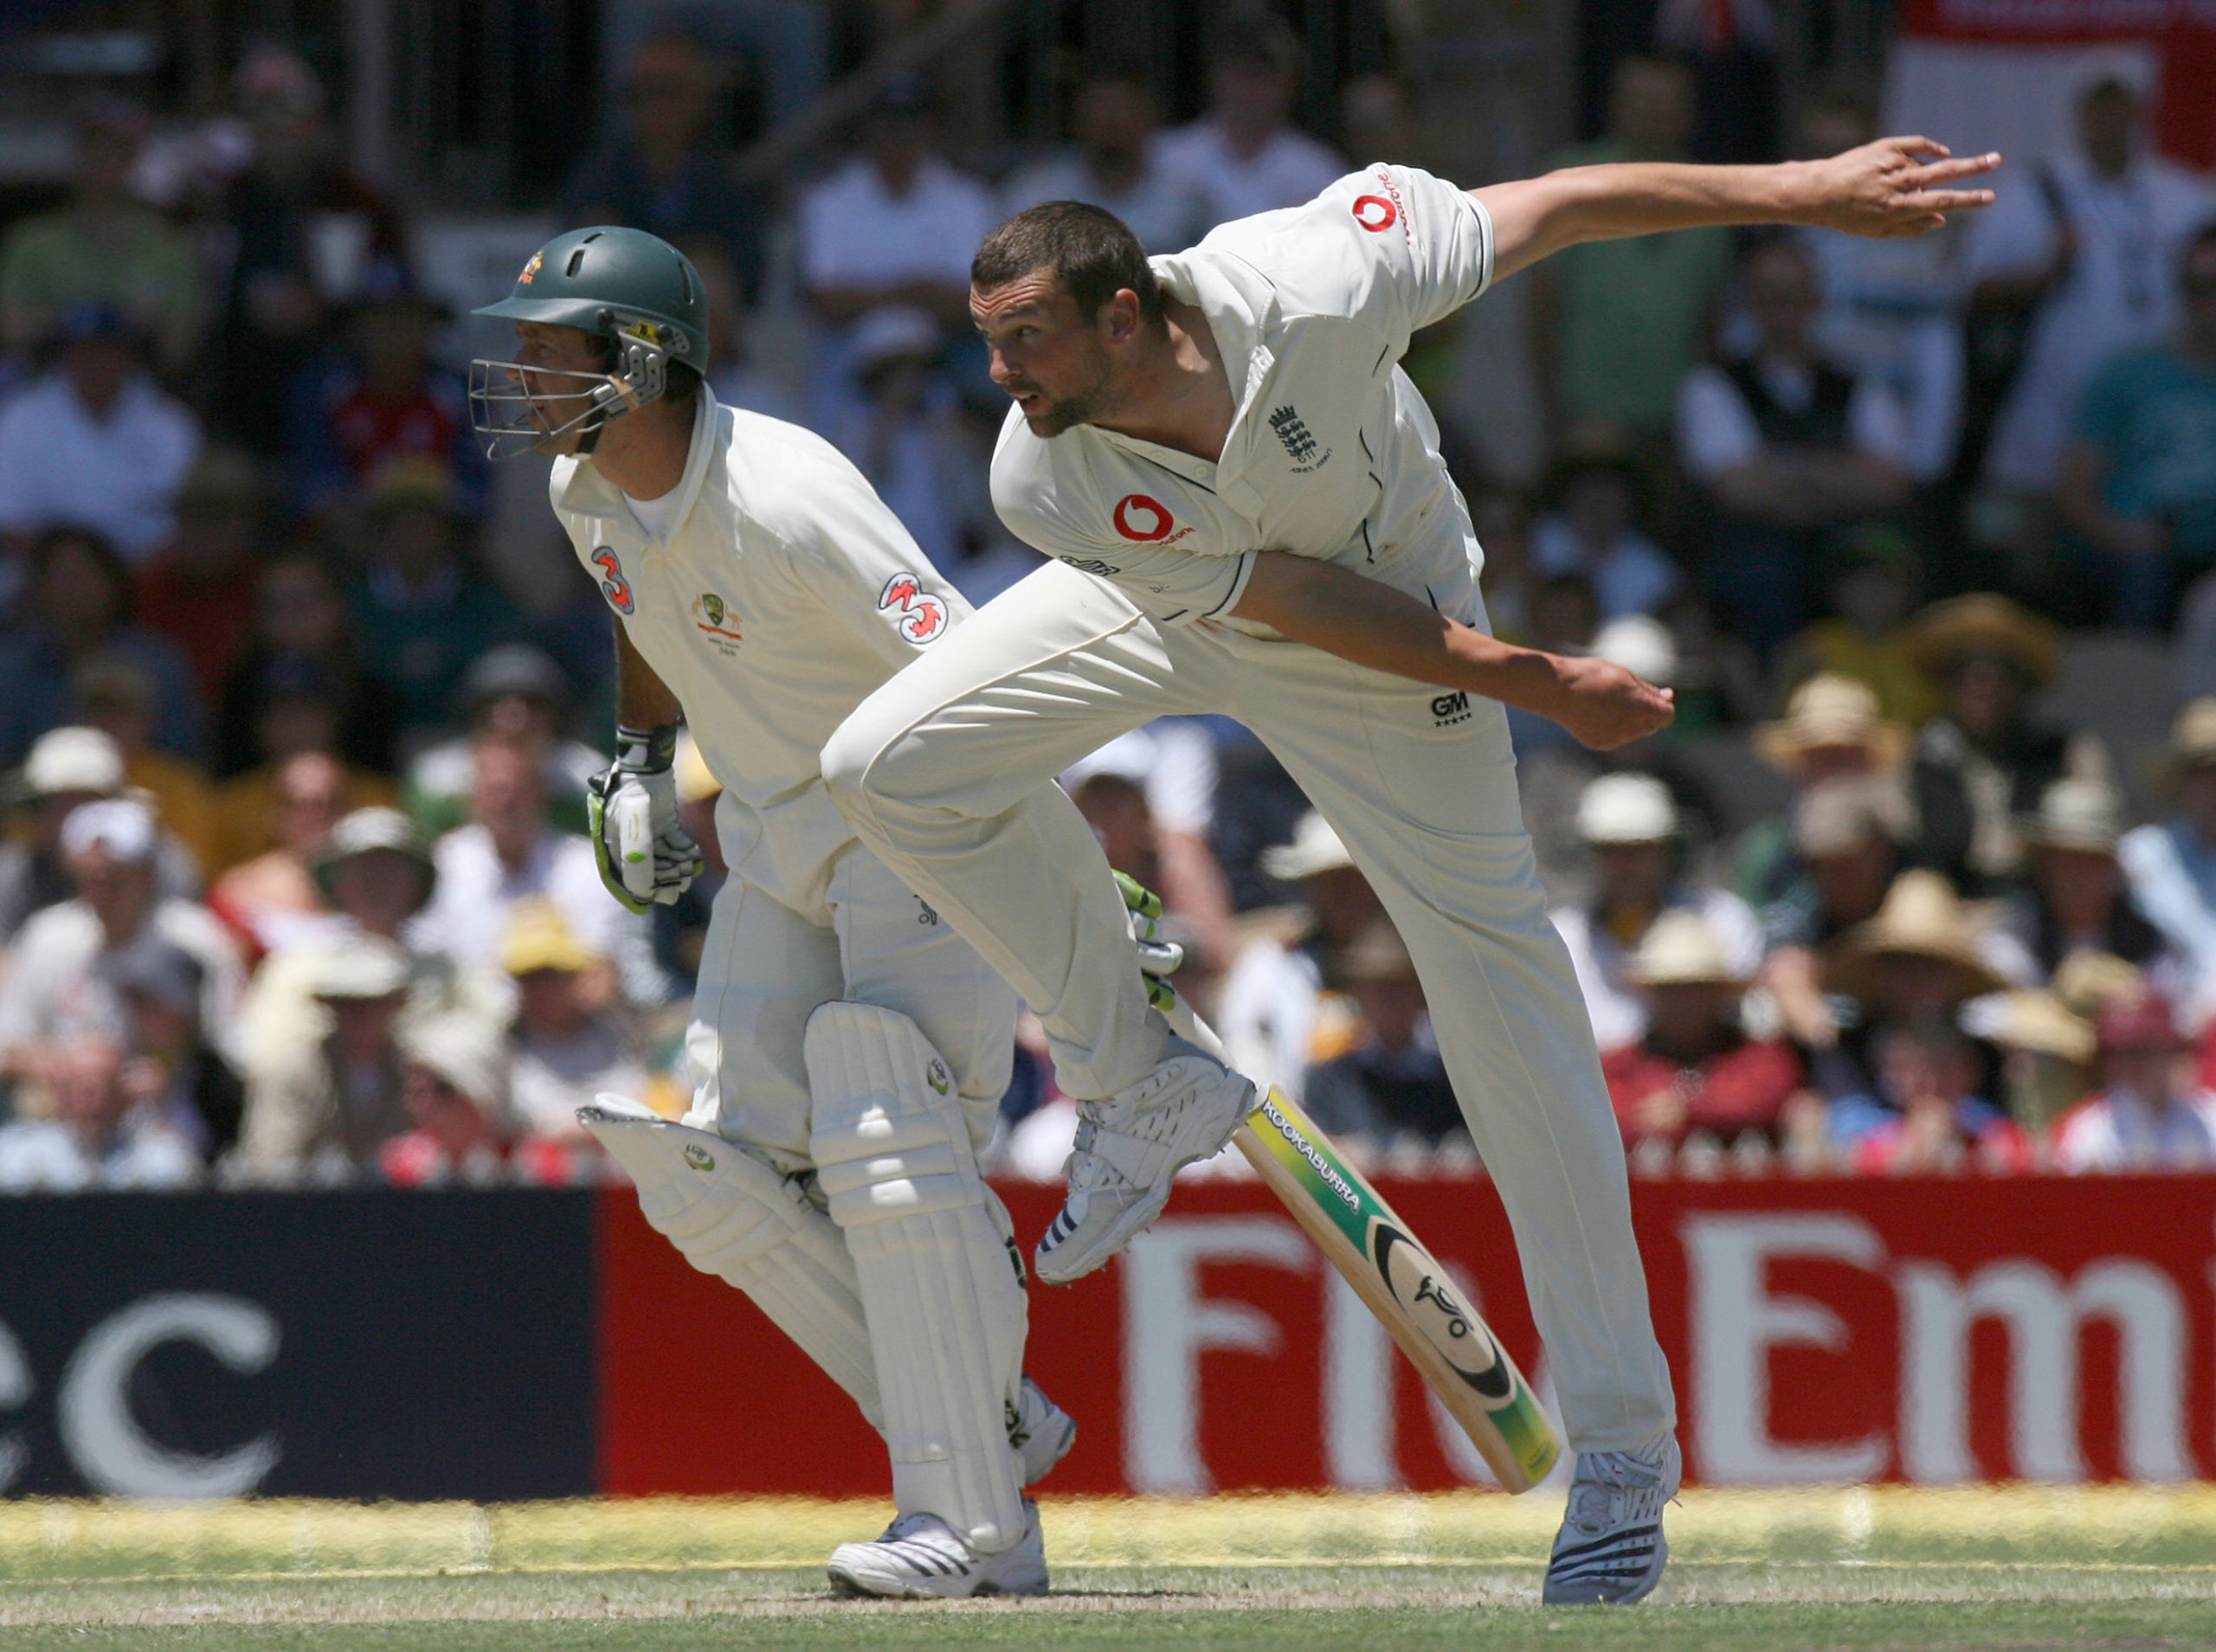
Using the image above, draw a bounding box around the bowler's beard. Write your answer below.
[1018,344,1116,438]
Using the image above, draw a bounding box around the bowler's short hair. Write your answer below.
[972,202,1163,325]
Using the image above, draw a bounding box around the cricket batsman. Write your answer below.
[821,138,2001,1602]
[469,227,1081,1597]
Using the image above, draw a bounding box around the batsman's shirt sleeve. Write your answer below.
[1221,164,1493,350]
[761,443,967,667]
[989,427,1254,628]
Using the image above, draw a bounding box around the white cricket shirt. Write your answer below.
[989,164,1495,639]
[550,389,963,910]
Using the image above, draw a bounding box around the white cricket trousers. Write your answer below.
[823,561,1676,1455]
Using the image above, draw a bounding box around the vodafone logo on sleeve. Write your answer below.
[1111,493,1194,545]
[1351,195,1397,233]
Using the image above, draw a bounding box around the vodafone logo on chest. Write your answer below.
[1111,494,1195,546]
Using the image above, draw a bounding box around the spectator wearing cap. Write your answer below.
[797,74,996,429]
[287,259,486,521]
[0,799,243,1104]
[1602,909,1805,1153]
[1154,10,1342,231]
[380,1011,517,1186]
[346,458,521,746]
[132,448,273,704]
[2060,226,2216,628]
[1904,595,2087,897]
[0,526,203,767]
[105,938,246,1160]
[206,750,351,962]
[503,899,646,1147]
[1817,868,2034,1138]
[209,46,407,455]
[1736,674,1912,907]
[2120,697,2216,1026]
[235,935,413,1175]
[0,726,200,941]
[2002,778,2174,984]
[1301,917,1466,1152]
[0,98,203,370]
[1217,812,1384,1100]
[70,650,221,877]
[1851,1018,2032,1175]
[559,35,768,305]
[1528,431,1682,625]
[403,644,597,838]
[412,736,662,1009]
[238,805,494,1075]
[1759,775,1916,1050]
[0,1035,199,1192]
[1677,236,1914,653]
[0,305,202,562]
[2052,991,2216,1171]
[831,305,992,580]
[1550,774,1762,1056]
[998,67,1214,255]
[1771,526,1939,729]
[216,550,401,779]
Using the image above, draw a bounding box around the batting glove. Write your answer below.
[1115,871,1184,1012]
[589,724,703,915]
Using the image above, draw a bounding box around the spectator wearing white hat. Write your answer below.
[0,798,242,1108]
[1602,909,1805,1154]
[1300,917,1466,1153]
[0,724,199,940]
[1214,811,1383,1100]
[0,1035,199,1192]
[1758,774,1916,1051]
[829,305,990,582]
[1549,774,1762,1055]
[2001,779,2177,987]
[501,898,646,1147]
[235,935,413,1175]
[380,1011,516,1186]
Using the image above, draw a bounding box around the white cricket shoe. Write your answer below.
[1013,1375,1076,1485]
[1034,1038,1257,1284]
[827,1500,1048,1599]
[1542,1436,1681,1604]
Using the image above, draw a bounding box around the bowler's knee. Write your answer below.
[820,704,905,822]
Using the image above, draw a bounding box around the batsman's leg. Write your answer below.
[808,1001,1046,1597]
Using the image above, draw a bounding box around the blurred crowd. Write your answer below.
[0,10,2212,1192]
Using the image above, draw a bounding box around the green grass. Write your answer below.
[5,1488,2215,1649]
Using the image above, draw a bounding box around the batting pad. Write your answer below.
[577,1094,883,1431]
[805,1003,1029,1552]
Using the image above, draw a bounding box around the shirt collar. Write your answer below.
[554,385,719,537]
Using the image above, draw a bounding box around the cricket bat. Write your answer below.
[1158,992,1562,1492]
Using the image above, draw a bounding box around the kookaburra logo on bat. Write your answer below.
[1373,1224,1511,1399]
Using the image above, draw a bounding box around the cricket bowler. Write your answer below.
[468,227,1075,1597]
[821,137,2000,1602]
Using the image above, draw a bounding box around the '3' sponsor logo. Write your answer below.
[592,547,635,614]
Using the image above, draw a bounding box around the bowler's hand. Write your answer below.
[1797,137,2000,238]
[1549,655,1675,751]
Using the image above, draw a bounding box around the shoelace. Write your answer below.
[1562,1451,1668,1533]
[1061,1115,1130,1192]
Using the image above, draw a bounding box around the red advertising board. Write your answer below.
[596,1174,2216,1495]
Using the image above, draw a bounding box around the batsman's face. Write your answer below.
[509,322,607,454]
[972,273,1119,437]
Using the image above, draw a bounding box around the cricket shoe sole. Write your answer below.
[827,1501,1047,1599]
[1034,1041,1257,1285]
[1543,1436,1681,1604]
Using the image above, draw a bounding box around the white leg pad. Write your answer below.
[805,1004,1028,1552]
[579,1094,883,1432]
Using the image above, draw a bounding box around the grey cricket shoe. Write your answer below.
[1543,1437,1682,1604]
[827,1500,1048,1599]
[1014,1374,1076,1485]
[1034,1037,1257,1284]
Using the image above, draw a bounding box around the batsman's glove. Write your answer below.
[589,724,703,915]
[1116,871,1184,1012]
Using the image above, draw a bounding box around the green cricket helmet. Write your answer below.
[468,226,712,460]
